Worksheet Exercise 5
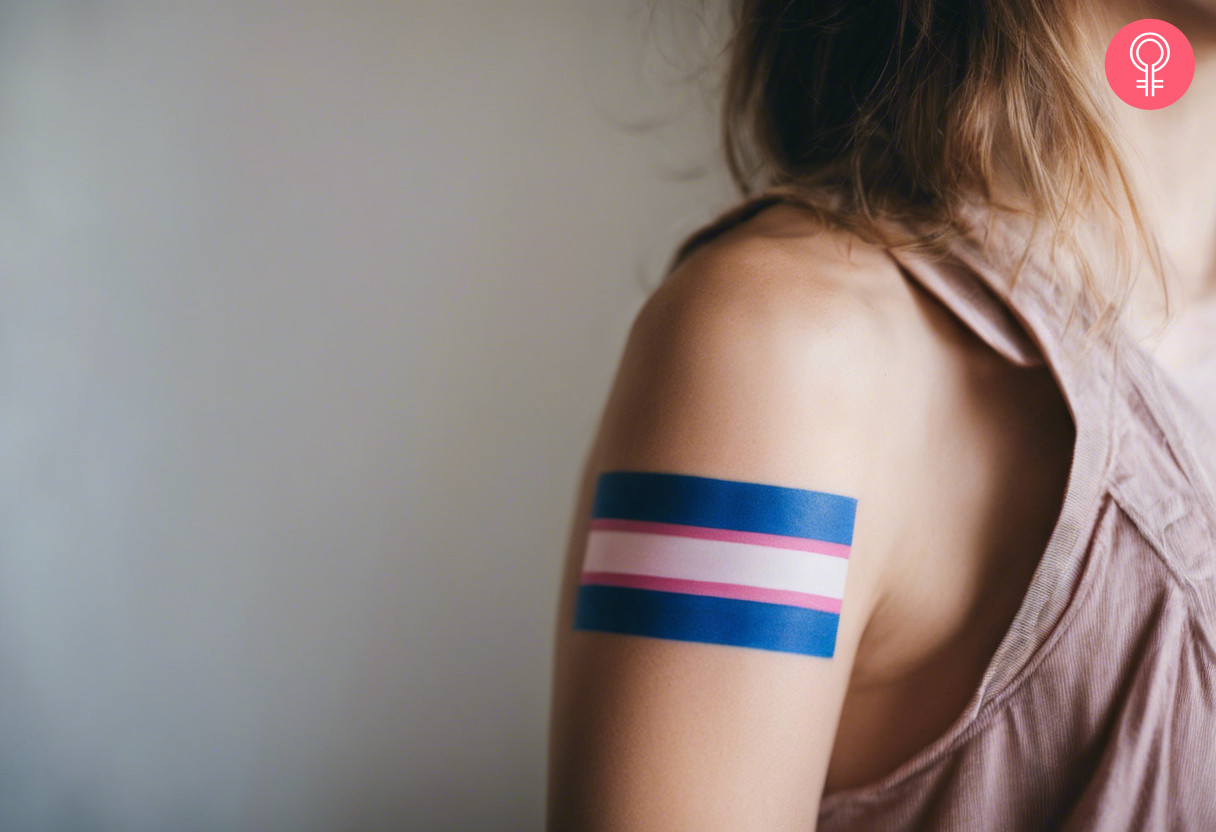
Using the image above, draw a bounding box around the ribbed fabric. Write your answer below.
[792,196,1216,830]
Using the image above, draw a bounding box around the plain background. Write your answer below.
[0,2,737,830]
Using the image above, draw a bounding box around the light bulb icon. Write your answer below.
[1130,32,1169,97]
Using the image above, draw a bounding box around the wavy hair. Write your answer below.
[666,0,1169,351]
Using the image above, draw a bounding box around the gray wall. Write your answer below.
[0,3,733,830]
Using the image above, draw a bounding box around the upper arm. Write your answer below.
[547,246,900,830]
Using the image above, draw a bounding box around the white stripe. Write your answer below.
[582,528,849,599]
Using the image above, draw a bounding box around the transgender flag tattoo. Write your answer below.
[573,470,858,658]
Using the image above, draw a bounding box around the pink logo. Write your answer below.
[1105,19,1195,109]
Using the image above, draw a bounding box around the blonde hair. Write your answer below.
[667,0,1169,352]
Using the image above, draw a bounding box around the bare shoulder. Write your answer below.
[547,207,934,827]
[637,204,918,368]
[591,204,937,628]
[600,202,932,480]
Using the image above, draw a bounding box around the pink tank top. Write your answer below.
[681,191,1216,830]
[805,196,1216,830]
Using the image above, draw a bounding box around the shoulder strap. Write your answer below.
[884,244,1046,368]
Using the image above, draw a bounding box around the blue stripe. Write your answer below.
[591,470,857,545]
[572,584,840,658]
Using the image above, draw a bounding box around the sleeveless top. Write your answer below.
[674,192,1216,830]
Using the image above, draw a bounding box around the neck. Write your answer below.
[1097,1,1216,336]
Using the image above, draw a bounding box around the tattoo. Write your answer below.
[573,470,858,657]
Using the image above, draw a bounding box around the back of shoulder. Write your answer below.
[633,217,917,383]
[604,218,922,466]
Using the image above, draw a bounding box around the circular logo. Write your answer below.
[1105,19,1195,109]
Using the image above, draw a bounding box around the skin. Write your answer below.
[1099,0,1216,354]
[547,3,1216,828]
[547,217,1074,827]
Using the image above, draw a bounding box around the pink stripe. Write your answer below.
[589,517,851,559]
[580,570,843,614]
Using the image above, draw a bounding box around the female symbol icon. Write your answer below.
[1130,32,1169,97]
[1105,19,1194,109]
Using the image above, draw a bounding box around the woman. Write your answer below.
[548,0,1216,828]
